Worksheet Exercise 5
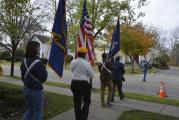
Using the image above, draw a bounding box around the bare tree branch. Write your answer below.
[0,42,12,53]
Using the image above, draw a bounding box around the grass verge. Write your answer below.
[125,92,179,106]
[125,65,160,75]
[45,81,70,89]
[0,82,73,120]
[44,92,73,119]
[118,110,179,120]
[4,75,71,89]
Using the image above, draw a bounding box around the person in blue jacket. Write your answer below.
[111,56,125,101]
[20,41,48,120]
[142,59,150,82]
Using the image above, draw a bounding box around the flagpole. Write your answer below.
[84,34,87,48]
[108,55,115,62]
[107,17,120,62]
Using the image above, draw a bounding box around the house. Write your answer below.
[139,48,160,64]
[0,46,5,51]
[18,34,51,58]
[94,38,160,64]
[33,34,51,58]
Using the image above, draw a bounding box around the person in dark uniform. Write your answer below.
[111,56,125,101]
[70,47,94,120]
[20,41,48,120]
[98,53,113,107]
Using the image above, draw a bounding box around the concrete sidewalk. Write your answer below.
[0,77,179,120]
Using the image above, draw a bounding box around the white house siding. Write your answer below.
[33,36,50,59]
[40,43,50,58]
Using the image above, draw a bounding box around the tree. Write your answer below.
[169,26,179,65]
[40,0,148,52]
[121,23,156,72]
[171,42,179,65]
[0,0,45,76]
[154,53,169,69]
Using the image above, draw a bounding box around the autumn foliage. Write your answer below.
[121,23,156,57]
[121,23,157,72]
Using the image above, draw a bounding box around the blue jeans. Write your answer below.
[23,87,44,120]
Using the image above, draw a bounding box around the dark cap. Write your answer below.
[115,56,120,61]
[102,53,107,59]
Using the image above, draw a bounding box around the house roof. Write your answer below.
[34,34,50,44]
[0,46,7,51]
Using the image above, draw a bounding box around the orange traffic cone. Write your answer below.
[159,81,167,98]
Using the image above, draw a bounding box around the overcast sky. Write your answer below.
[138,0,179,32]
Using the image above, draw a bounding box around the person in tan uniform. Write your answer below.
[98,53,113,107]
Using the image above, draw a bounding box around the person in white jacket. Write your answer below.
[70,47,94,120]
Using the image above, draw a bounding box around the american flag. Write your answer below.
[76,0,95,65]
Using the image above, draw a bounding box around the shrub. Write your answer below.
[153,53,169,69]
[147,64,152,69]
[0,51,11,60]
[4,94,24,106]
[0,65,3,76]
[15,49,25,62]
[0,87,25,119]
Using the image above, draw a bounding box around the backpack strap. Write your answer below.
[24,58,41,84]
[101,62,112,74]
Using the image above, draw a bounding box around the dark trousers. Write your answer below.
[111,79,124,101]
[143,70,147,81]
[71,80,91,120]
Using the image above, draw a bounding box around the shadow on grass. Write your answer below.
[0,82,73,120]
[118,110,179,120]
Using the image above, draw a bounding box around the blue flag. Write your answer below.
[108,19,120,59]
[48,0,67,77]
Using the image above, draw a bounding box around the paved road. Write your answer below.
[124,68,179,99]
[2,64,179,99]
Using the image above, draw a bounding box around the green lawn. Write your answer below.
[125,65,160,74]
[45,81,70,89]
[56,63,160,74]
[0,61,21,65]
[43,92,73,119]
[0,82,73,120]
[118,110,179,120]
[4,75,21,80]
[125,92,179,107]
[4,75,71,89]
